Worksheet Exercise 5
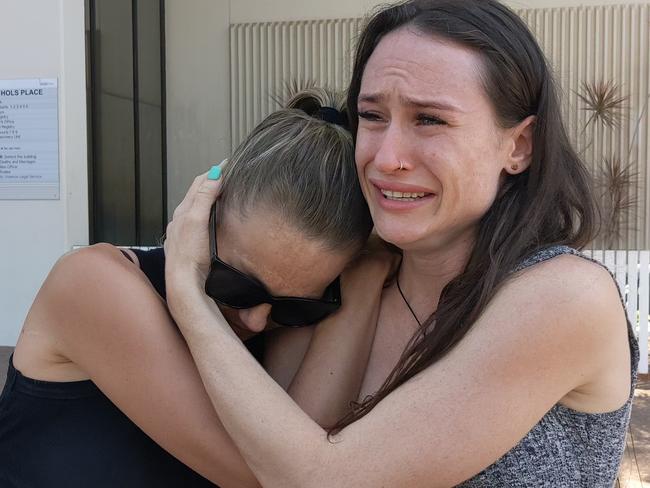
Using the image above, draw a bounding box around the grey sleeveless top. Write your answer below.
[457,246,640,488]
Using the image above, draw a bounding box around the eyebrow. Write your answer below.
[357,93,465,113]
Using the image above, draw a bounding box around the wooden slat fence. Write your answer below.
[584,250,650,373]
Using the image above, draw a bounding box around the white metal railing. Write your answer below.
[584,250,650,374]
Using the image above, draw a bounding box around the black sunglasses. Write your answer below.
[204,203,341,327]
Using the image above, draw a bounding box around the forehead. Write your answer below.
[360,27,487,110]
[218,206,351,297]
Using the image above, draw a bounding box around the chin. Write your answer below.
[374,220,472,255]
[373,223,426,250]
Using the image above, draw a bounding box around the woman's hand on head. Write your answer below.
[352,233,402,284]
[164,169,222,287]
[337,234,401,303]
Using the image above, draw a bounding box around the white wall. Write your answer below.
[0,0,88,345]
[165,0,231,214]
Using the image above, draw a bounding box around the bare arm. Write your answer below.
[15,240,392,484]
[265,251,393,427]
[168,253,630,488]
[15,243,259,487]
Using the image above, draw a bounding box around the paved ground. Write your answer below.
[0,345,648,485]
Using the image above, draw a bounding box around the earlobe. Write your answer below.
[505,115,536,175]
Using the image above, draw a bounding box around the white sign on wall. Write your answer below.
[0,78,59,200]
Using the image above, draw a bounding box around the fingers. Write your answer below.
[173,172,208,220]
[166,171,222,250]
[187,176,222,224]
[172,160,226,220]
[165,163,225,263]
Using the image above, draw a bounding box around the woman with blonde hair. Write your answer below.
[0,87,392,487]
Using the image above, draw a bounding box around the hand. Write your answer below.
[164,170,223,289]
[341,234,401,295]
[356,233,402,281]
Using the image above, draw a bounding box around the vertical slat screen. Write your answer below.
[230,4,650,250]
[230,18,361,147]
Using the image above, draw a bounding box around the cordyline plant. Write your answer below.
[576,80,639,248]
[577,80,628,130]
[596,156,638,248]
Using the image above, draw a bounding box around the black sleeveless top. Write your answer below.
[0,247,261,487]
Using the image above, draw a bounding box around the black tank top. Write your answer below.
[0,247,261,487]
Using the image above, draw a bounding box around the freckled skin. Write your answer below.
[213,205,354,336]
[355,27,512,254]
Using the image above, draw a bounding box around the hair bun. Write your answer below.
[281,81,350,130]
[314,106,348,128]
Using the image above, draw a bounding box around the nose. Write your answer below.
[237,304,272,333]
[372,122,407,174]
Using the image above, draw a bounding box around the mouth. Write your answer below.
[370,179,436,208]
[380,189,428,202]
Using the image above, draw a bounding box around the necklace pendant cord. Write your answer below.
[396,276,423,328]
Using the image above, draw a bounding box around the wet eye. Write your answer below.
[358,111,383,122]
[417,114,445,126]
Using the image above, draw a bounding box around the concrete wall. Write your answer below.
[0,0,88,345]
[165,0,231,213]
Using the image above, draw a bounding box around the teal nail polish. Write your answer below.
[207,165,222,180]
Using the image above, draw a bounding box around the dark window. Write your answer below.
[86,0,166,245]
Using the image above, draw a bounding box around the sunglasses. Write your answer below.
[205,203,342,327]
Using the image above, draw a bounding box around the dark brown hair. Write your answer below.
[333,0,598,433]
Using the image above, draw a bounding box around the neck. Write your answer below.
[397,231,475,316]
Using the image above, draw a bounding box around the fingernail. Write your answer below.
[207,165,222,180]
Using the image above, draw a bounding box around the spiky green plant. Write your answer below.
[577,80,628,129]
[596,156,638,248]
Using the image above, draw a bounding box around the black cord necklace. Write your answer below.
[396,275,423,328]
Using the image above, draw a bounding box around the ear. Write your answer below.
[503,115,536,175]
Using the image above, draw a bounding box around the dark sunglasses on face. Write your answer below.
[204,203,342,327]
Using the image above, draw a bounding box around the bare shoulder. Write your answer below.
[460,252,628,384]
[45,243,163,319]
[484,252,630,411]
[43,243,157,303]
[15,243,158,379]
[487,252,626,347]
[55,243,137,278]
[505,253,622,325]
